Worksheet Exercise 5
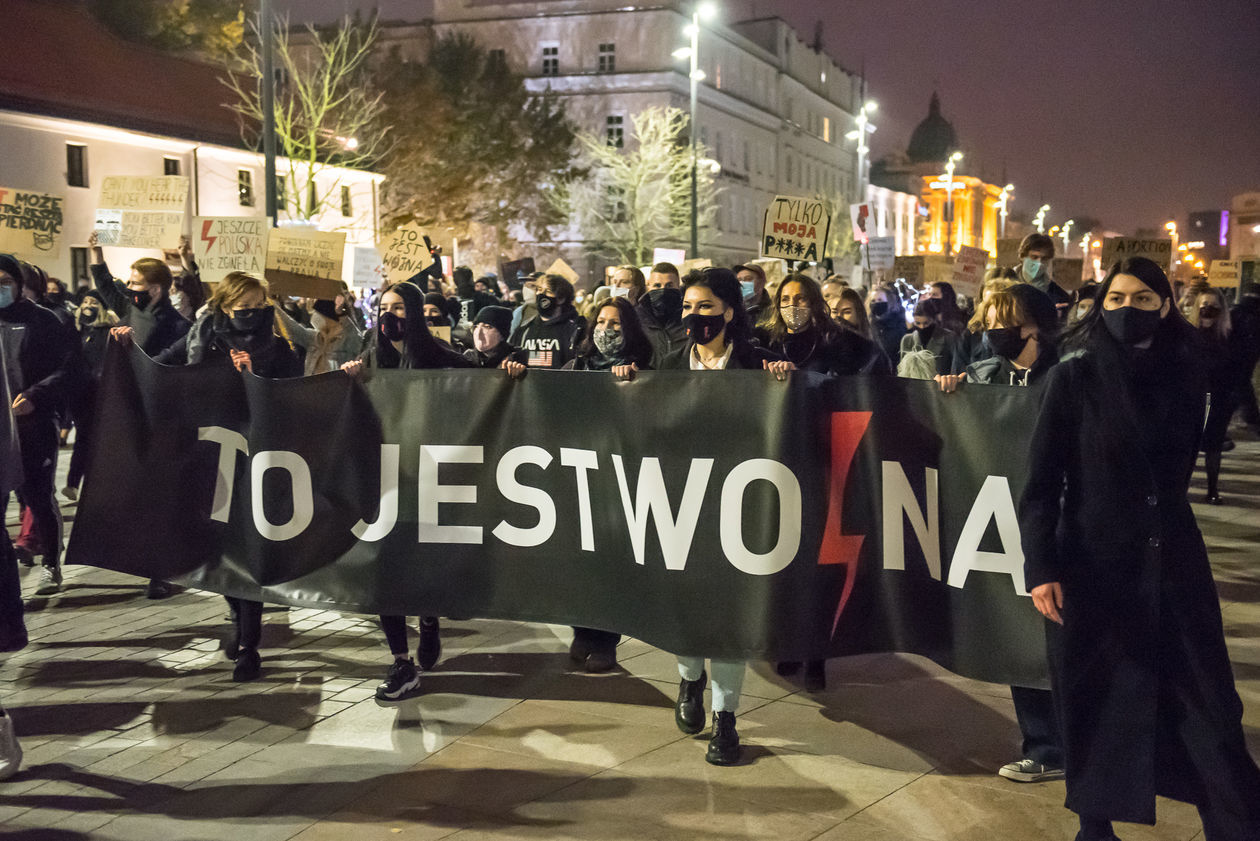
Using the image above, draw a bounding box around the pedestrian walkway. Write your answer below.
[2,437,1257,841]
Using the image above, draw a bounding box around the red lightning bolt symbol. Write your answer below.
[818,411,872,638]
[200,219,217,254]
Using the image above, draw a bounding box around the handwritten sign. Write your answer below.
[849,202,871,243]
[1208,260,1241,289]
[951,245,989,297]
[652,247,685,266]
[893,256,924,287]
[264,228,347,299]
[762,196,831,262]
[94,176,189,249]
[997,237,1022,270]
[381,224,433,284]
[0,187,64,259]
[192,216,269,284]
[352,245,383,289]
[864,236,895,271]
[545,258,580,286]
[1100,237,1173,272]
[1051,257,1085,292]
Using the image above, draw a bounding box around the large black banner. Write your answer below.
[68,345,1050,687]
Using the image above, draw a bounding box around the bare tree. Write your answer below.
[554,106,718,266]
[220,14,388,223]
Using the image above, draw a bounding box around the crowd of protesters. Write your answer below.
[1,229,1259,840]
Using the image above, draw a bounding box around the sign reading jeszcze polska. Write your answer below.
[762,195,831,261]
[0,187,65,258]
[1100,237,1173,271]
[192,217,269,284]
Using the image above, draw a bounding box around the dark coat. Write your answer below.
[91,262,190,356]
[899,325,965,375]
[657,338,782,371]
[762,325,893,376]
[870,311,907,363]
[509,306,586,369]
[636,300,687,370]
[0,299,77,419]
[1019,346,1257,823]
[155,311,301,379]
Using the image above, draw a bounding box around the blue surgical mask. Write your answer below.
[0,286,13,309]
[1022,257,1043,279]
[740,280,756,301]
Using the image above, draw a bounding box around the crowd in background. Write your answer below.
[1,228,1259,839]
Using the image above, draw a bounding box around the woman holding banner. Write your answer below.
[758,273,891,380]
[1020,257,1260,841]
[653,267,793,766]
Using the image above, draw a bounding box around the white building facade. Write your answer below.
[375,0,914,268]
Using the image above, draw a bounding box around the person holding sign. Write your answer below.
[1020,258,1260,841]
[656,267,794,766]
[88,232,190,359]
[274,289,365,377]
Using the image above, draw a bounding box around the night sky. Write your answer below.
[284,0,1260,235]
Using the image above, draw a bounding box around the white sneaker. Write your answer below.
[0,714,22,780]
[60,486,78,502]
[34,566,62,596]
[998,758,1065,783]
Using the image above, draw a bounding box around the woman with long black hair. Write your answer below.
[343,281,472,701]
[1020,257,1260,841]
[758,273,891,377]
[1181,284,1244,504]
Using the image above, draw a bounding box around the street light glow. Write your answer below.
[672,47,692,59]
[691,69,707,81]
[683,23,697,37]
[698,2,717,21]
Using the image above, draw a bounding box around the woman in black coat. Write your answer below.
[1181,284,1246,505]
[1020,257,1260,841]
[757,273,892,378]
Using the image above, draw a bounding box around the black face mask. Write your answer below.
[1198,306,1221,320]
[682,312,727,345]
[127,288,152,310]
[870,301,891,318]
[227,306,273,335]
[312,299,338,320]
[985,326,1029,360]
[425,315,450,328]
[1102,305,1163,345]
[646,286,683,323]
[79,307,98,323]
[379,312,406,342]
[46,293,66,306]
[535,293,557,315]
[916,323,936,344]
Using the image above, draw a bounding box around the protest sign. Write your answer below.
[951,245,989,297]
[849,202,872,243]
[95,176,189,249]
[652,247,686,266]
[893,256,924,287]
[545,258,580,286]
[264,228,347,299]
[0,187,64,259]
[1208,260,1241,289]
[351,245,383,289]
[762,196,831,261]
[1100,237,1173,271]
[499,257,537,286]
[679,258,713,276]
[192,216,269,284]
[1051,258,1085,292]
[864,237,895,271]
[997,238,1022,270]
[380,224,434,285]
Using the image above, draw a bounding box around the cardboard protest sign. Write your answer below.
[762,196,831,261]
[893,256,924,287]
[1100,237,1172,271]
[679,258,713,276]
[500,257,537,285]
[264,228,347,299]
[95,176,189,249]
[545,258,580,286]
[351,245,383,289]
[380,224,437,285]
[1051,258,1085,292]
[748,258,786,289]
[192,217,269,284]
[864,236,895,271]
[997,238,1022,270]
[951,245,989,297]
[0,187,65,259]
[849,202,871,243]
[652,247,685,266]
[1208,260,1242,289]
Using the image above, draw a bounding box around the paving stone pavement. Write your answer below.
[2,432,1258,841]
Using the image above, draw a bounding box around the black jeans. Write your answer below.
[1011,685,1064,767]
[572,627,620,656]
[225,597,262,650]
[0,532,24,644]
[379,615,437,657]
[10,414,62,567]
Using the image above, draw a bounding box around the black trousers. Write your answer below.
[10,414,62,567]
[225,597,261,650]
[572,627,621,656]
[1011,685,1064,767]
[66,383,96,490]
[379,615,437,656]
[0,532,23,643]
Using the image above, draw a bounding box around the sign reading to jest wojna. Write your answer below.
[0,187,65,259]
[95,176,189,250]
[381,224,434,284]
[763,196,831,262]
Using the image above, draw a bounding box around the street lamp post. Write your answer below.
[673,3,716,258]
[260,0,277,225]
[1165,221,1179,278]
[997,183,1014,239]
[846,100,877,203]
[944,151,962,257]
[1034,204,1050,233]
[1060,219,1074,255]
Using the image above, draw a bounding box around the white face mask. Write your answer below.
[169,291,185,313]
[609,286,631,299]
[522,287,537,305]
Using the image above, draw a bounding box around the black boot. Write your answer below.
[417,617,441,671]
[675,669,707,734]
[705,711,741,766]
[775,661,801,677]
[1205,451,1223,504]
[232,647,261,682]
[804,659,826,691]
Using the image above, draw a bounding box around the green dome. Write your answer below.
[906,93,958,164]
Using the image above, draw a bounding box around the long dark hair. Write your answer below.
[682,266,750,345]
[375,281,461,369]
[762,273,839,345]
[837,287,872,338]
[578,296,653,367]
[1060,257,1193,354]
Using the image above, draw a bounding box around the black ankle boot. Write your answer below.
[232,647,261,682]
[803,659,826,691]
[675,670,707,734]
[417,617,441,671]
[705,711,740,766]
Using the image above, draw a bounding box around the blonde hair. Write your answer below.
[208,272,268,314]
[985,290,1031,330]
[1181,283,1232,340]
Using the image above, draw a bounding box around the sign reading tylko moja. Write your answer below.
[69,347,1050,687]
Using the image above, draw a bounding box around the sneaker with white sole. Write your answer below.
[34,566,62,596]
[60,486,78,502]
[375,658,420,701]
[0,713,22,780]
[998,758,1065,783]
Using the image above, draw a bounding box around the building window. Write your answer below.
[606,115,624,148]
[823,117,831,143]
[70,247,89,286]
[715,131,724,164]
[66,143,88,188]
[307,181,318,215]
[340,185,352,217]
[541,45,559,76]
[163,156,181,176]
[276,175,287,211]
[237,169,255,207]
[598,43,615,73]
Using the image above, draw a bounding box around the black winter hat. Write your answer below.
[0,253,22,282]
[472,305,512,338]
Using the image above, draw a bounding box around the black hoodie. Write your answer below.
[366,282,471,371]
